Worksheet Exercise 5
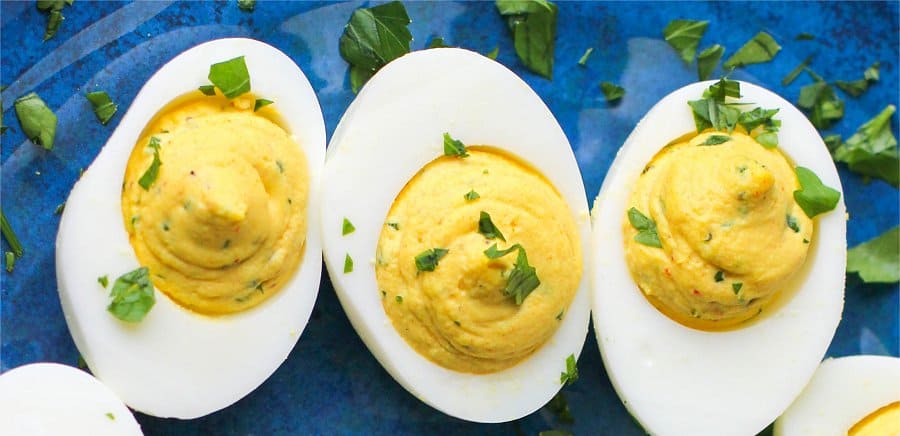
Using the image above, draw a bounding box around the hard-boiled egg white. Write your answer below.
[591,81,846,435]
[320,48,592,423]
[0,363,142,436]
[776,355,900,435]
[55,38,325,419]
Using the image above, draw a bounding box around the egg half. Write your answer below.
[320,48,592,423]
[0,363,142,435]
[591,81,846,435]
[775,355,900,435]
[56,38,325,418]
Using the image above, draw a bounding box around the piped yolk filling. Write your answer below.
[849,401,900,436]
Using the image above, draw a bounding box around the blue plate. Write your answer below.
[2,2,897,434]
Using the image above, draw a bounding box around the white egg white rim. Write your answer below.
[591,81,846,435]
[55,38,325,419]
[775,355,900,435]
[321,48,592,423]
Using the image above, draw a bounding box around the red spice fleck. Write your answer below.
[664,268,671,277]
[692,289,700,296]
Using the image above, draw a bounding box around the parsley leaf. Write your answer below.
[688,98,741,133]
[339,1,412,93]
[697,44,724,81]
[847,226,899,283]
[662,19,708,65]
[198,85,216,96]
[786,214,800,233]
[505,247,540,305]
[627,207,662,248]
[560,354,578,385]
[782,55,812,86]
[253,98,273,112]
[138,137,162,190]
[496,0,558,79]
[107,266,155,323]
[484,243,522,259]
[344,254,353,273]
[478,211,506,242]
[793,167,840,218]
[714,270,724,282]
[600,82,625,102]
[98,275,109,288]
[5,251,13,273]
[723,31,782,69]
[701,135,730,145]
[797,75,844,129]
[795,32,815,41]
[464,190,480,201]
[577,47,593,66]
[835,62,880,98]
[732,282,743,293]
[208,56,251,99]
[14,92,57,150]
[85,91,117,125]
[428,37,450,48]
[36,0,73,41]
[831,105,898,187]
[443,132,469,158]
[704,77,742,101]
[1,209,24,258]
[486,46,500,60]
[237,0,255,12]
[415,248,449,272]
[342,218,355,236]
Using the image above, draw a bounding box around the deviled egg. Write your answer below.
[321,48,592,422]
[55,38,325,418]
[592,80,845,435]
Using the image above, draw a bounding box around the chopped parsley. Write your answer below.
[37,0,73,41]
[627,207,662,248]
[484,243,522,259]
[797,74,844,129]
[831,105,898,187]
[415,248,449,272]
[339,1,412,93]
[732,282,743,294]
[464,190,480,201]
[793,167,840,218]
[107,267,155,323]
[508,247,540,304]
[723,32,781,69]
[342,218,355,236]
[344,254,353,273]
[786,214,800,233]
[443,132,469,158]
[701,135,730,146]
[495,0,558,79]
[54,202,65,215]
[577,47,594,66]
[689,78,781,146]
[662,19,709,65]
[697,44,724,81]
[137,137,162,190]
[560,354,578,386]
[545,392,574,423]
[207,56,251,99]
[1,209,23,258]
[5,251,14,273]
[395,295,403,303]
[835,62,880,98]
[105,412,115,421]
[428,37,449,48]
[795,32,815,41]
[14,92,57,150]
[85,91,118,125]
[600,82,625,102]
[198,85,216,96]
[387,222,400,230]
[538,431,573,436]
[253,98,273,112]
[714,270,724,282]
[847,226,899,284]
[98,275,109,288]
[478,211,506,241]
[486,46,500,60]
[781,55,812,86]
[237,0,255,12]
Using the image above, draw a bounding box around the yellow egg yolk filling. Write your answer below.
[624,131,812,330]
[121,93,309,315]
[849,401,900,436]
[376,149,582,374]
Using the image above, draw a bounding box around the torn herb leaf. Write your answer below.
[782,55,812,86]
[832,105,898,187]
[415,248,449,272]
[560,353,578,385]
[237,0,255,12]
[198,85,216,96]
[486,46,499,60]
[701,135,730,145]
[138,137,162,190]
[478,211,506,241]
[496,0,558,79]
[1,209,23,257]
[627,207,662,248]
[714,270,724,282]
[662,19,709,65]
[14,92,57,150]
[786,214,800,233]
[86,91,118,125]
[443,132,469,158]
[723,32,781,69]
[484,243,523,259]
[697,44,724,81]
[344,254,353,273]
[795,32,815,41]
[339,1,412,93]
[578,47,593,66]
[797,77,844,129]
[732,282,743,293]
[208,56,251,99]
[504,247,540,305]
[98,275,109,288]
[253,99,273,112]
[36,0,73,41]
[5,251,14,273]
[428,37,449,48]
[342,218,355,236]
[847,226,899,283]
[107,266,155,323]
[793,167,840,218]
[464,190,480,201]
[600,82,625,102]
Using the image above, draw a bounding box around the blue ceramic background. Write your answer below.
[1,1,897,434]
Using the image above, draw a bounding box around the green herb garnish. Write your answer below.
[486,46,500,60]
[107,266,155,323]
[688,78,742,133]
[577,47,593,66]
[484,243,523,259]
[847,226,899,283]
[835,62,880,98]
[538,430,573,436]
[339,1,412,93]
[600,82,625,102]
[344,254,353,273]
[198,85,216,96]
[105,412,115,421]
[98,275,109,288]
[14,92,57,150]
[786,214,800,233]
[781,55,812,86]
[701,135,730,145]
[495,0,558,79]
[137,137,162,190]
[443,132,469,158]
[560,354,578,386]
[342,218,355,236]
[37,0,73,41]
[732,282,743,293]
[627,207,662,248]
[387,222,400,230]
[797,74,844,129]
[795,33,815,41]
[208,56,251,99]
[1,209,23,258]
[5,251,14,273]
[478,211,506,242]
[464,190,480,201]
[415,248,449,272]
[697,44,724,81]
[428,37,449,48]
[505,247,540,305]
[723,31,781,69]
[253,99,273,112]
[395,295,403,303]
[714,270,724,282]
[793,167,840,218]
[831,105,898,187]
[546,392,574,423]
[85,91,117,125]
[662,19,708,65]
[237,0,255,12]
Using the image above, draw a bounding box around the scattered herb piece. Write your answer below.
[428,37,449,48]
[795,32,815,41]
[464,190,480,201]
[1,209,23,258]
[831,105,898,187]
[704,77,741,101]
[504,247,540,304]
[486,46,499,60]
[701,135,730,145]
[478,211,506,242]
[14,92,57,150]
[738,107,781,148]
[339,1,412,93]
[5,251,14,273]
[627,207,662,248]
[782,55,812,86]
[85,91,117,125]
[578,47,593,66]
[37,0,73,41]
[484,243,523,259]
[797,75,844,129]
[138,137,162,190]
[538,431,573,436]
[560,354,579,385]
[835,62,880,97]
[453,320,461,326]
[556,310,564,320]
[107,266,155,323]
[847,226,899,283]
[395,295,403,303]
[415,248,449,272]
[786,214,800,233]
[54,202,65,215]
[495,0,558,79]
[864,62,880,81]
[688,78,742,133]
[344,254,353,273]
[198,85,216,96]
[253,98,273,112]
[387,222,400,230]
[732,282,743,293]
[237,0,255,12]
[105,412,115,421]
[98,275,109,288]
[600,82,625,102]
[545,392,574,423]
[793,167,840,218]
[697,44,724,81]
[714,270,724,282]
[342,218,355,236]
[662,19,708,65]
[723,31,781,69]
[208,56,251,99]
[443,132,469,158]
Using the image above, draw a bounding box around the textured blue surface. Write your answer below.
[1,1,898,435]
